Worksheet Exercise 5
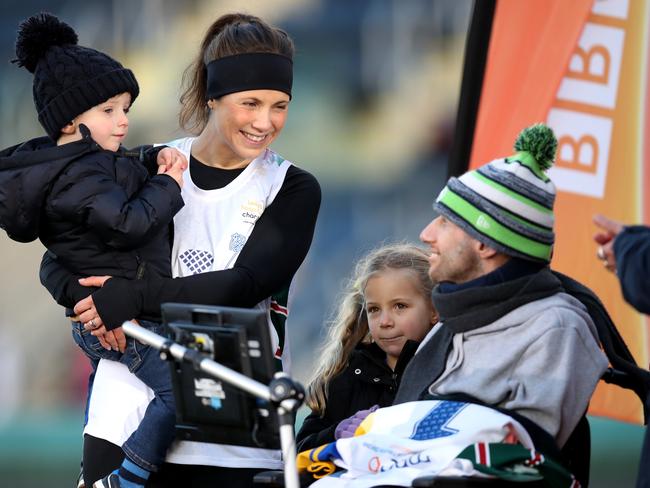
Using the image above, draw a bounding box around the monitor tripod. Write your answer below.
[122,320,305,488]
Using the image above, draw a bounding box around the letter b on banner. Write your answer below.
[547,108,612,198]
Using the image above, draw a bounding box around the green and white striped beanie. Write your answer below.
[434,123,557,263]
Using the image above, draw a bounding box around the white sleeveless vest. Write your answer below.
[168,137,291,361]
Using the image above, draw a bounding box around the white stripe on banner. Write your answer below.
[547,0,627,198]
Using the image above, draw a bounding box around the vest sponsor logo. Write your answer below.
[179,249,214,275]
[241,200,263,223]
[229,233,247,253]
[241,200,263,212]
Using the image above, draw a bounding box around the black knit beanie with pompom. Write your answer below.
[13,12,139,140]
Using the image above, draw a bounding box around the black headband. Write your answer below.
[206,52,293,100]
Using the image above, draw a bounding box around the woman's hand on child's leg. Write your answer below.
[74,294,126,353]
[75,294,101,327]
[75,275,111,333]
[94,327,127,352]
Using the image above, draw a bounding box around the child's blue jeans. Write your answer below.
[71,320,176,472]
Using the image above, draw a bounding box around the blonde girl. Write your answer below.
[296,243,437,451]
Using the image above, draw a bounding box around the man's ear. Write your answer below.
[60,121,76,135]
[476,240,498,259]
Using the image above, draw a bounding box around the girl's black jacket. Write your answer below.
[295,340,418,452]
[0,130,183,310]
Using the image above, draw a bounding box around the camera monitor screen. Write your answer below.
[161,302,281,449]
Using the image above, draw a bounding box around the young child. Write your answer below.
[0,13,187,488]
[296,243,438,452]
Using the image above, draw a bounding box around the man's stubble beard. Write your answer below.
[429,240,483,285]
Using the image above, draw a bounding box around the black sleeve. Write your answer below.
[121,145,164,176]
[93,166,321,329]
[295,411,338,453]
[39,251,97,309]
[614,226,650,314]
[295,367,358,452]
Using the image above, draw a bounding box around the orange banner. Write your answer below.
[470,0,650,424]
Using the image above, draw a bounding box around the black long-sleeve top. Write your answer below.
[40,154,321,329]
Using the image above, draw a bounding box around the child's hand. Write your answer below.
[159,158,186,188]
[157,148,187,188]
[157,147,188,173]
[334,405,379,439]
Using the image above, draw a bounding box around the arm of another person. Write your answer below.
[50,152,183,250]
[39,250,96,308]
[40,251,124,352]
[613,226,650,314]
[88,167,321,329]
[503,308,608,447]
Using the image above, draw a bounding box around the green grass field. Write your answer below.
[0,411,643,487]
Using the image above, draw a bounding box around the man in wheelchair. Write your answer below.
[395,124,608,450]
[290,125,611,487]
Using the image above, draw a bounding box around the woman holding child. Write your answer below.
[37,12,321,488]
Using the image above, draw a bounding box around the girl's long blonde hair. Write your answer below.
[305,243,434,415]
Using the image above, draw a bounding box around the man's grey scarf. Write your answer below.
[393,268,563,404]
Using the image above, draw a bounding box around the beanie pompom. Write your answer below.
[513,123,557,172]
[14,12,78,73]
